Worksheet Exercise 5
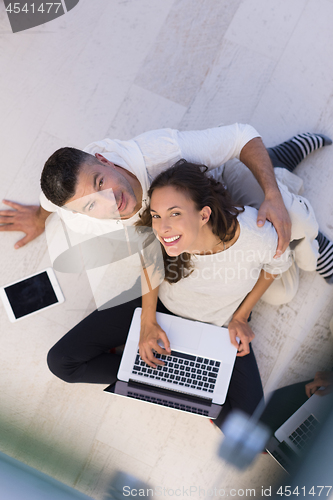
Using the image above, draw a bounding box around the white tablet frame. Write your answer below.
[0,267,64,322]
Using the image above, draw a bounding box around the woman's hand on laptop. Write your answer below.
[228,315,255,357]
[139,319,171,368]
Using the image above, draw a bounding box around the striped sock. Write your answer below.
[316,231,333,283]
[268,133,332,172]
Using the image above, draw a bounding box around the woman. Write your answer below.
[136,160,295,427]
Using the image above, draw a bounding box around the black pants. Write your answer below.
[47,294,264,427]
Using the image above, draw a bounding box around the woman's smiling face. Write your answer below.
[150,185,209,256]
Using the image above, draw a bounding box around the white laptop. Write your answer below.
[104,308,237,418]
[267,390,333,472]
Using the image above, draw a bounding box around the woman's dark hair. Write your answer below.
[136,159,244,283]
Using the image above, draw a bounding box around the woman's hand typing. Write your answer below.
[228,315,255,357]
[139,317,171,368]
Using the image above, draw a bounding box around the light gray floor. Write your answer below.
[1,0,333,498]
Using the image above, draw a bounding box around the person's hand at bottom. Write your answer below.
[305,371,333,397]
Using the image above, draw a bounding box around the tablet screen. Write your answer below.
[4,271,59,319]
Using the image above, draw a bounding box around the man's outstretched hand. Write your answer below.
[0,200,50,248]
[257,192,292,258]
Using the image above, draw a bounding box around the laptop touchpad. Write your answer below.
[166,316,202,350]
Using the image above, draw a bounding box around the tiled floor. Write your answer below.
[1,0,333,498]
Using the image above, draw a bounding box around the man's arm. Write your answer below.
[239,137,291,257]
[0,200,51,248]
[86,125,292,257]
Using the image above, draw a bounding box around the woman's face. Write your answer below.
[150,186,209,256]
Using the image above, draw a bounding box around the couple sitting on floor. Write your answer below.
[44,127,331,429]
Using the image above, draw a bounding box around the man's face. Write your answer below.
[65,154,142,219]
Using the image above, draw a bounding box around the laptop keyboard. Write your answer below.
[127,390,209,416]
[288,414,319,450]
[131,349,221,394]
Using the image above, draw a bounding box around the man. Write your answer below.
[2,124,290,252]
[1,124,332,275]
[0,124,332,383]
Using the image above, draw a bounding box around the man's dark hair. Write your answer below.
[40,147,98,206]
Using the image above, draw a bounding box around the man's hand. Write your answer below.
[257,192,292,258]
[239,137,291,258]
[0,200,50,249]
[228,316,255,357]
[305,371,333,398]
[139,319,171,368]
